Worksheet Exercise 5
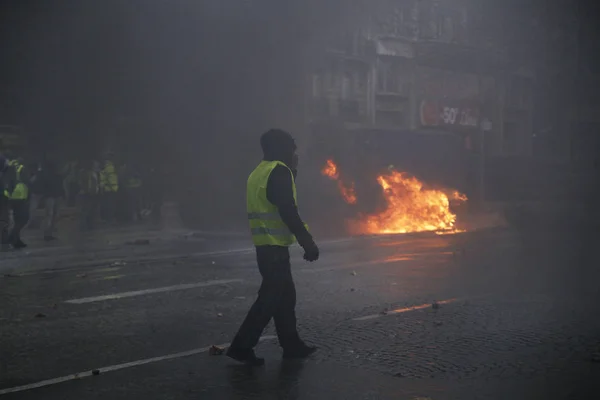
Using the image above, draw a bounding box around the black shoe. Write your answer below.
[13,240,27,249]
[226,347,265,366]
[282,345,318,359]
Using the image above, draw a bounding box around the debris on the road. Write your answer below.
[211,261,216,265]
[217,313,223,317]
[52,303,58,309]
[434,321,443,326]
[111,261,126,267]
[209,345,225,356]
[34,313,46,318]
[76,273,87,278]
[351,271,357,276]
[393,372,404,378]
[432,301,440,310]
[379,310,388,316]
[234,296,246,300]
[127,239,150,246]
[350,288,355,292]
[92,369,101,376]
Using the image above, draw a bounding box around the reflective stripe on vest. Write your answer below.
[100,162,119,192]
[246,160,299,247]
[4,162,28,200]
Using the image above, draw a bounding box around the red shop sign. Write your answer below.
[419,100,479,128]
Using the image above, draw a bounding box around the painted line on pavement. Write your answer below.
[64,279,243,304]
[0,335,277,396]
[353,298,458,321]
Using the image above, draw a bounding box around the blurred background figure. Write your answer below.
[36,158,64,241]
[3,154,31,249]
[0,152,12,250]
[99,152,119,223]
[122,162,143,223]
[61,160,79,207]
[77,159,100,231]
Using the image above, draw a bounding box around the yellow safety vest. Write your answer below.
[4,161,28,200]
[100,162,119,192]
[247,160,306,247]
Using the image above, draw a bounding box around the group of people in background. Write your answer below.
[0,151,163,252]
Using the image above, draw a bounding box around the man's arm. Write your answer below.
[266,165,313,247]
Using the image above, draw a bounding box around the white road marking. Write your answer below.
[353,298,458,321]
[64,279,243,304]
[0,335,277,396]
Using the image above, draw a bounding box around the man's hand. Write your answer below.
[302,240,319,262]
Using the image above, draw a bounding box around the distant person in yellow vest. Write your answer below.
[227,129,319,366]
[99,153,119,222]
[4,157,31,249]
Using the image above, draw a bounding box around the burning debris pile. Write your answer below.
[321,159,467,235]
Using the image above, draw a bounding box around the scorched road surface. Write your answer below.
[1,229,599,399]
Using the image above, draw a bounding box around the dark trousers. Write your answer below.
[7,199,30,243]
[0,196,9,245]
[230,246,302,351]
[78,194,98,230]
[100,192,117,222]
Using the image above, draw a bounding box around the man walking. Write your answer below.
[226,129,319,366]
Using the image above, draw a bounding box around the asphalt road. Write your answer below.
[1,228,599,399]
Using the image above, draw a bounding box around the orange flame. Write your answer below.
[322,160,467,235]
[321,159,339,180]
[321,159,357,204]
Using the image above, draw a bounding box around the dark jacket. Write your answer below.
[263,163,313,249]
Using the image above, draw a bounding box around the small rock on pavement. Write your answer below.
[209,345,225,356]
[92,369,100,376]
[77,273,87,278]
[34,313,46,318]
[128,239,150,245]
[434,321,443,326]
[351,271,357,276]
[350,288,355,292]
[217,313,223,317]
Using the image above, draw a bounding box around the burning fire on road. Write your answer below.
[321,159,357,205]
[321,159,467,235]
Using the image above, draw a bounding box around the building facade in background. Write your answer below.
[304,0,538,203]
[305,0,535,158]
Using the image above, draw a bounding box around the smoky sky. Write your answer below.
[0,0,597,151]
[0,0,369,145]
